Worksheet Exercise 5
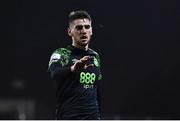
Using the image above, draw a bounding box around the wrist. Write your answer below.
[70,65,75,72]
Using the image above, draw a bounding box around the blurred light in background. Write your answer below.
[0,99,35,119]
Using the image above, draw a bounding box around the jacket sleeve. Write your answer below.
[95,53,103,117]
[95,53,102,81]
[49,62,72,80]
[48,51,72,80]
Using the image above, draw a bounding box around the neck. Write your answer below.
[72,43,88,51]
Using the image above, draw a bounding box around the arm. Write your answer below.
[48,51,93,80]
[96,53,102,117]
[49,62,72,80]
[48,49,72,80]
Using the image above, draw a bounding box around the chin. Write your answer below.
[81,39,89,44]
[79,42,89,47]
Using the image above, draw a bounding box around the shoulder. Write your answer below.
[53,46,72,55]
[50,46,72,62]
[49,46,72,67]
[88,48,100,57]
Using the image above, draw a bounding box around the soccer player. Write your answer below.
[48,10,102,119]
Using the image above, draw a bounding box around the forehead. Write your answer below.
[71,19,91,26]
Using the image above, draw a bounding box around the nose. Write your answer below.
[80,28,87,34]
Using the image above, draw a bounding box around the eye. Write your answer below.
[75,25,91,30]
[75,25,83,30]
[84,25,90,29]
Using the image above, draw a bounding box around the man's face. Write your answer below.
[68,19,92,47]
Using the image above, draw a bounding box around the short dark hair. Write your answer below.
[68,10,91,25]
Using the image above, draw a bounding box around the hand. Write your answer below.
[70,56,94,72]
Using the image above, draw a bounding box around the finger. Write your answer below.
[83,56,91,59]
[81,59,90,63]
[88,64,94,68]
[75,60,86,66]
[81,56,91,61]
[81,59,89,63]
[84,64,94,69]
[81,56,93,63]
[75,60,82,64]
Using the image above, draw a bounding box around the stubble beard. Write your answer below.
[73,38,90,50]
[78,39,90,47]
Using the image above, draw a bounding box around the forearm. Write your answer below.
[49,63,72,80]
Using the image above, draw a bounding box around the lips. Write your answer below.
[80,36,88,39]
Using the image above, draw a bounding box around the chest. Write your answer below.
[68,53,101,88]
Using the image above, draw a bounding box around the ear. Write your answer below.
[90,27,93,35]
[68,28,72,36]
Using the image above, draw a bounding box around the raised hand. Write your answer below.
[70,56,94,72]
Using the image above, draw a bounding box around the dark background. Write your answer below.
[1,0,180,119]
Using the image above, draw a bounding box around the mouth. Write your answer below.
[80,36,88,39]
